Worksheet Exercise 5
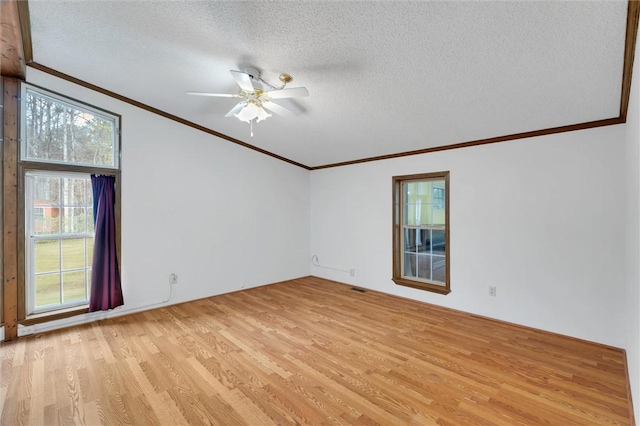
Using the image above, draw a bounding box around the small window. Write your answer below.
[392,172,450,294]
[21,85,119,169]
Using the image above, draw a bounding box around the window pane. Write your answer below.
[87,207,95,234]
[33,211,61,236]
[87,237,94,265]
[432,255,446,283]
[416,253,431,281]
[404,182,436,226]
[61,207,88,234]
[404,252,417,278]
[63,178,89,206]
[430,229,446,255]
[62,238,86,270]
[62,271,87,303]
[35,240,60,273]
[33,175,61,235]
[433,186,445,210]
[24,88,117,168]
[35,273,61,307]
[86,180,94,233]
[34,175,60,204]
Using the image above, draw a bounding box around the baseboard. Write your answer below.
[307,275,625,351]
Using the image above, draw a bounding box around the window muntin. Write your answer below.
[21,85,119,169]
[26,171,94,314]
[393,172,450,294]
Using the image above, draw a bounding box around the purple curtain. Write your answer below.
[89,175,123,312]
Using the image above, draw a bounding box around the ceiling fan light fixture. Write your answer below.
[189,67,308,136]
[256,106,272,123]
[234,101,272,124]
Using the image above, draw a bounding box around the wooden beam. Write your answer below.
[16,1,31,65]
[3,77,19,341]
[0,0,31,79]
[621,0,640,121]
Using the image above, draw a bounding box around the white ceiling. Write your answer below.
[28,1,628,168]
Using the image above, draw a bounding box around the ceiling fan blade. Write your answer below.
[265,87,309,99]
[225,102,247,117]
[187,92,240,98]
[262,100,294,116]
[230,70,255,92]
[264,98,305,115]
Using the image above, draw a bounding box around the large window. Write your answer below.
[25,172,94,313]
[20,84,120,317]
[392,172,450,294]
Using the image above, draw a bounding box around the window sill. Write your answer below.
[21,305,89,326]
[392,277,451,295]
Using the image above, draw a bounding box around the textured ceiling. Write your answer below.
[28,1,628,168]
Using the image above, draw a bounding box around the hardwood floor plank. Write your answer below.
[82,400,103,426]
[123,357,188,425]
[183,356,263,424]
[26,359,44,425]
[0,277,634,425]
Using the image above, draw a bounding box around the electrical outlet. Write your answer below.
[350,268,356,276]
[489,286,497,296]
[169,273,178,285]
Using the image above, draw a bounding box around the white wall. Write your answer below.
[23,68,310,332]
[624,37,640,421]
[311,124,628,349]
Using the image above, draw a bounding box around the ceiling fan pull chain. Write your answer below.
[250,119,254,137]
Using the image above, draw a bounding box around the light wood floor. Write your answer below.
[0,276,634,425]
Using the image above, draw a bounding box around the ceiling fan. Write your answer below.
[188,66,309,136]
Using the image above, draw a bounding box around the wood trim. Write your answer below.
[622,349,637,426]
[26,62,311,171]
[20,305,89,327]
[0,0,26,79]
[0,78,3,326]
[391,277,451,295]
[3,77,20,341]
[16,0,32,65]
[18,161,119,176]
[16,165,24,321]
[621,0,640,122]
[311,117,624,170]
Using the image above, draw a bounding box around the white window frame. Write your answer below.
[25,170,94,315]
[20,84,120,169]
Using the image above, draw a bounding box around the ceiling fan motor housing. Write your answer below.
[244,66,261,81]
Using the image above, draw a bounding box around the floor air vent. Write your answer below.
[350,287,367,293]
